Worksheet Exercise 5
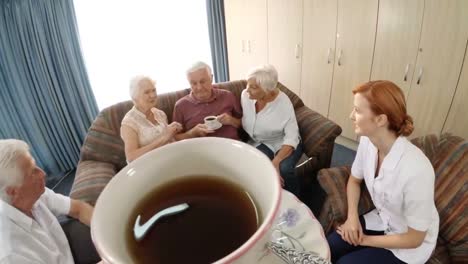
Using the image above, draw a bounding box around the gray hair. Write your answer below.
[247,65,279,92]
[186,61,212,76]
[129,75,155,100]
[0,139,29,203]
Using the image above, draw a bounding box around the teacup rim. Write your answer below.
[214,183,282,263]
[91,138,282,264]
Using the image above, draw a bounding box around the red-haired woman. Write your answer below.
[327,81,439,264]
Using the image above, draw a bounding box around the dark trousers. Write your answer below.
[327,216,406,264]
[256,143,303,197]
[60,218,100,264]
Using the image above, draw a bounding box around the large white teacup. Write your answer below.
[91,137,282,263]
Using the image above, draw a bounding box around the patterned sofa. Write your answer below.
[70,80,342,205]
[317,133,467,263]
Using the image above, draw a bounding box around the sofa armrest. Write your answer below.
[295,106,342,171]
[70,160,117,205]
[317,166,374,234]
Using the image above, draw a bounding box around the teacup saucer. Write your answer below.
[256,190,330,263]
[206,122,222,130]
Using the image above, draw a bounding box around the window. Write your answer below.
[74,0,212,109]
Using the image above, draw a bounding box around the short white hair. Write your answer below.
[0,139,29,203]
[186,61,212,76]
[129,75,155,100]
[247,65,279,92]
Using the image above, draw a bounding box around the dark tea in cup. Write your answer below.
[126,176,260,264]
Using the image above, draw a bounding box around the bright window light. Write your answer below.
[74,0,213,109]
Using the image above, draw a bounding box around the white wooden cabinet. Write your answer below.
[267,0,304,95]
[224,0,268,81]
[371,0,424,97]
[406,0,468,138]
[300,0,338,116]
[327,0,379,140]
[443,41,468,138]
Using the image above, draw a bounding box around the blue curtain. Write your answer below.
[206,0,229,82]
[0,0,98,178]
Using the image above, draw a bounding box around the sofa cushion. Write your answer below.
[411,134,439,163]
[215,80,304,110]
[317,166,374,227]
[277,82,304,110]
[430,134,468,253]
[156,89,191,122]
[215,80,247,102]
[80,101,132,169]
[449,241,468,263]
[71,160,116,205]
[427,238,451,264]
[296,107,342,159]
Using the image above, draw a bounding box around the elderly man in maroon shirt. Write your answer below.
[173,61,242,140]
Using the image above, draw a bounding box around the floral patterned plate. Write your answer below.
[257,190,331,264]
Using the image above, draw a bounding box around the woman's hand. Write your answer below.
[161,122,182,141]
[337,215,363,246]
[167,122,182,134]
[217,113,241,128]
[217,113,232,125]
[188,124,215,137]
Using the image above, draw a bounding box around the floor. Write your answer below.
[48,143,357,215]
[330,143,356,167]
[46,169,76,196]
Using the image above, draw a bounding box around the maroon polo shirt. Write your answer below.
[173,88,242,140]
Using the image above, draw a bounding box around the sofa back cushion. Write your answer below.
[156,88,191,122]
[214,80,304,110]
[431,134,467,258]
[80,101,133,170]
[412,133,467,262]
[317,166,374,226]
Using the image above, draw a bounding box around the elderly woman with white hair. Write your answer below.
[241,65,303,197]
[121,76,182,162]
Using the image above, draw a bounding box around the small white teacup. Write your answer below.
[204,115,222,130]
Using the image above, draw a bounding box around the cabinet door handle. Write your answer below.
[416,68,423,85]
[337,49,343,66]
[403,64,410,82]
[242,40,245,53]
[247,40,251,53]
[327,48,332,64]
[295,44,301,59]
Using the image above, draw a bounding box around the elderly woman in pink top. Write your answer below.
[121,76,182,162]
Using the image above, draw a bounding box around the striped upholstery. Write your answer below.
[430,238,452,264]
[317,166,374,231]
[70,80,342,207]
[430,134,467,263]
[296,106,342,168]
[71,160,116,205]
[317,133,468,263]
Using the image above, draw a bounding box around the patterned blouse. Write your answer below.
[121,106,171,147]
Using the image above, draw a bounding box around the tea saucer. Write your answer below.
[206,122,222,130]
[256,190,330,263]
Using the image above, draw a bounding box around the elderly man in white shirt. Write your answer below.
[327,80,439,264]
[0,139,99,264]
[241,65,303,197]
